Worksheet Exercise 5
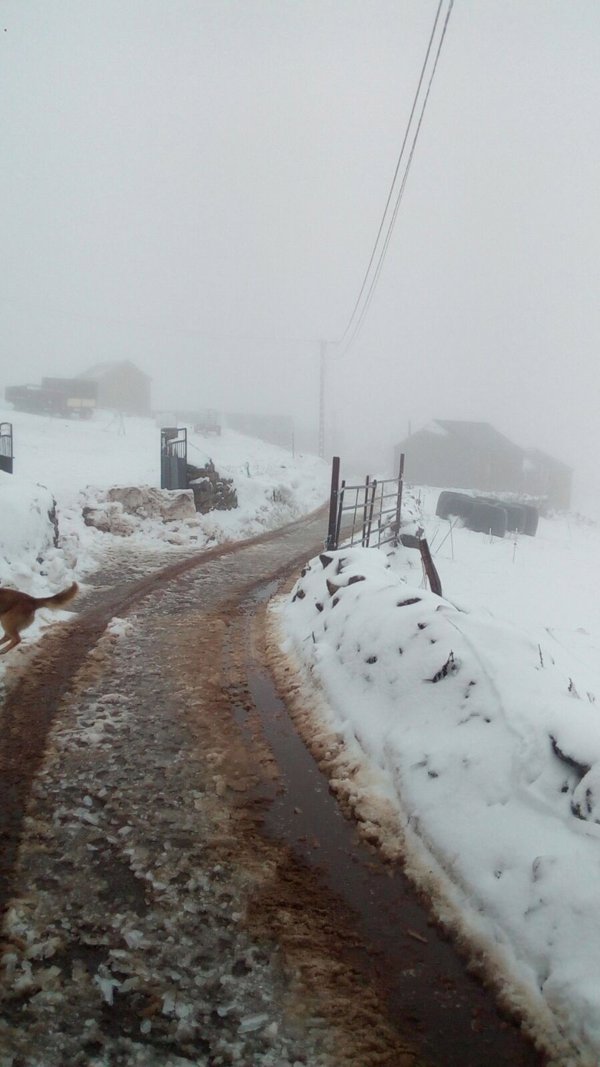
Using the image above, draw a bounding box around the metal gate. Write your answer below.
[160,427,188,490]
[0,422,13,474]
[326,454,404,551]
[325,454,442,596]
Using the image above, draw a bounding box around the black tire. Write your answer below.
[436,491,474,520]
[467,502,507,538]
[521,504,539,537]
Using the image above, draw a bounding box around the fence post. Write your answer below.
[393,452,405,544]
[419,538,443,597]
[326,456,341,550]
[365,479,377,548]
[361,476,371,546]
[335,479,346,549]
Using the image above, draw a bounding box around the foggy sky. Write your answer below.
[2,1,600,488]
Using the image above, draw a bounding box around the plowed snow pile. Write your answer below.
[275,495,600,1066]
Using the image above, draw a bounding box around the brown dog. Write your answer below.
[0,581,78,654]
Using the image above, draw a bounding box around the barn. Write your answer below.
[395,420,572,511]
[79,361,151,417]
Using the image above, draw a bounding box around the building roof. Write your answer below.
[78,360,151,381]
[432,420,523,456]
[401,420,570,474]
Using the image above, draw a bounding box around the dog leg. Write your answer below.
[0,635,21,654]
[0,607,34,654]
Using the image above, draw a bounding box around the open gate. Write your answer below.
[160,427,188,490]
[325,454,442,597]
[0,423,13,474]
[326,454,404,552]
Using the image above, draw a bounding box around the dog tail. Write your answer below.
[34,582,79,610]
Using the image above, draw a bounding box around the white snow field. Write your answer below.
[275,486,600,1066]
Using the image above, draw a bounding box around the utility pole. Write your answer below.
[318,340,326,459]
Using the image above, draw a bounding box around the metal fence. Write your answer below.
[326,454,404,551]
[0,422,13,474]
[160,427,188,490]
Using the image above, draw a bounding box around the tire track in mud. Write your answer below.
[0,510,325,925]
[0,511,422,1067]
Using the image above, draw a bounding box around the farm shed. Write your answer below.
[79,361,151,417]
[395,420,572,511]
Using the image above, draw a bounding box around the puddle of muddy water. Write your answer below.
[236,591,544,1067]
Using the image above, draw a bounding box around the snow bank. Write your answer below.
[276,534,600,1064]
[0,472,72,594]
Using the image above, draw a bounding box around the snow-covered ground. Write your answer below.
[274,486,600,1066]
[0,404,329,667]
[6,406,600,1062]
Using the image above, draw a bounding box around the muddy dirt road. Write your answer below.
[0,513,544,1066]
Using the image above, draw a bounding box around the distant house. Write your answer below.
[395,420,572,510]
[79,360,151,417]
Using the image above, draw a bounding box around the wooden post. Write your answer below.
[365,479,377,548]
[326,456,341,550]
[335,479,346,548]
[419,538,443,597]
[362,476,371,546]
[394,453,405,542]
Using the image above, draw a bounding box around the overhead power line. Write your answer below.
[334,0,454,359]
